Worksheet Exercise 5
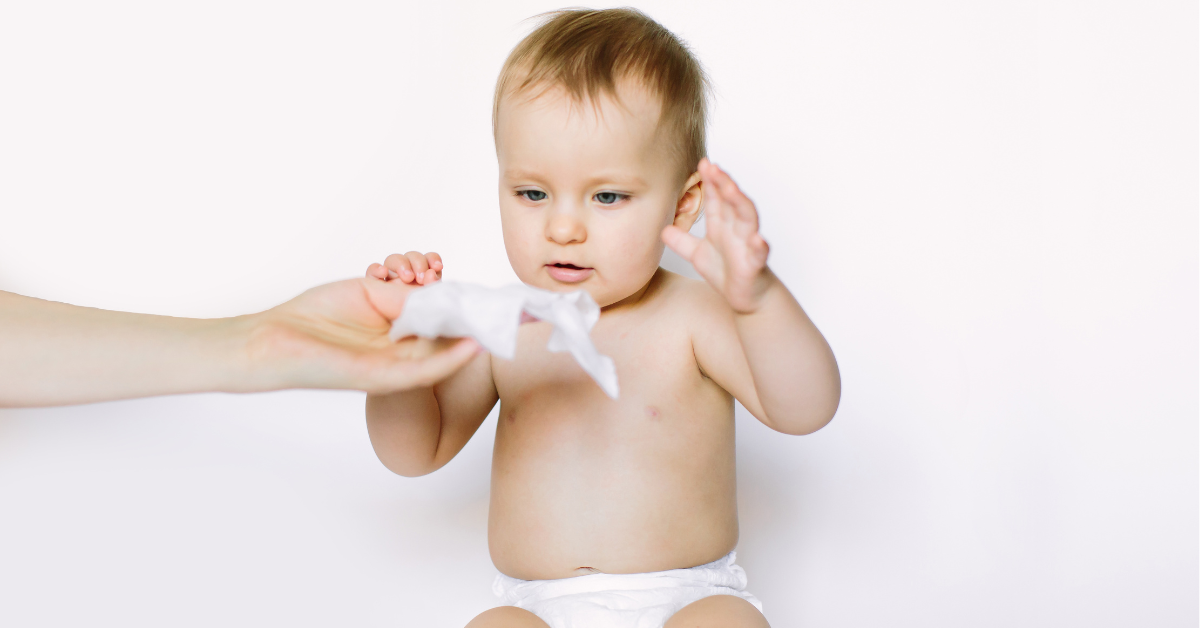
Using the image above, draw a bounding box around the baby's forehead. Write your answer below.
[500,79,664,132]
[496,80,677,170]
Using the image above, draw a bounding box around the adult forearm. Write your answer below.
[0,279,480,409]
[734,277,841,434]
[0,291,263,407]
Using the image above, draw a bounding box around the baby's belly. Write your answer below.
[487,395,739,580]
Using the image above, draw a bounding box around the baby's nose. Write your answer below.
[546,206,587,244]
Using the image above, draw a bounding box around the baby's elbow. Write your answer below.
[767,395,840,436]
[769,415,829,436]
[371,443,446,477]
[379,455,441,478]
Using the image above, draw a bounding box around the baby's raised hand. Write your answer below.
[662,159,772,314]
[366,251,443,285]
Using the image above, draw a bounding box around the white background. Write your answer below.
[0,1,1195,626]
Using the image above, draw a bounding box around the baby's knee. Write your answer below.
[465,606,550,628]
[664,595,770,628]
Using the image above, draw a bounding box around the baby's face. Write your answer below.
[495,82,694,307]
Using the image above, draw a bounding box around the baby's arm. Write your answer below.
[663,160,841,435]
[366,353,497,476]
[363,253,499,476]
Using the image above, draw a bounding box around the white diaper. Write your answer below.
[491,551,763,628]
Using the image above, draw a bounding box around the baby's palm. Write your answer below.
[663,159,771,313]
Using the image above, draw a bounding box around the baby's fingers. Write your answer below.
[423,252,444,284]
[366,263,390,281]
[383,253,416,283]
[381,252,442,284]
[662,225,702,262]
[702,161,758,227]
[403,251,444,285]
[663,224,722,288]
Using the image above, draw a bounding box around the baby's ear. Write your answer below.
[673,170,704,231]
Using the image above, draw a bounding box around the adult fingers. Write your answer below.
[387,338,481,390]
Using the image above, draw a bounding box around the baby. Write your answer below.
[364,9,840,628]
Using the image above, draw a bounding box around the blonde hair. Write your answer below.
[493,7,710,178]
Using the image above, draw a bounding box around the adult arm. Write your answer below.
[0,277,479,408]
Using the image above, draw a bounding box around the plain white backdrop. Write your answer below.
[0,1,1195,626]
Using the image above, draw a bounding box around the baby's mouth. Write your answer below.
[545,262,594,283]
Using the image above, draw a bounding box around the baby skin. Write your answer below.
[365,82,840,627]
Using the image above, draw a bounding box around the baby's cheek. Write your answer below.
[500,219,536,273]
[608,232,664,289]
[621,226,665,267]
[506,246,536,281]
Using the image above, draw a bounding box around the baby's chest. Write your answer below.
[491,319,705,408]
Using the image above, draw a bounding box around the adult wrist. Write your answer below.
[208,312,283,394]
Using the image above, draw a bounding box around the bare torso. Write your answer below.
[487,271,739,580]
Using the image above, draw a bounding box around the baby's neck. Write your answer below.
[600,268,665,314]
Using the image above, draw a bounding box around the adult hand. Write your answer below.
[0,277,479,407]
[247,277,478,394]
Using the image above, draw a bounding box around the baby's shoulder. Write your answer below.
[651,269,734,324]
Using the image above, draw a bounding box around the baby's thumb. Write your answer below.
[362,277,419,320]
[662,225,701,261]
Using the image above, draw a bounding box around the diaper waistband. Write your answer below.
[493,551,750,605]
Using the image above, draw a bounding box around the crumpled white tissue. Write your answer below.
[389,282,618,399]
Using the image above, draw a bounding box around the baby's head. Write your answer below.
[493,8,709,306]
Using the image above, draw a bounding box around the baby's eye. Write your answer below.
[517,190,547,202]
[593,191,628,205]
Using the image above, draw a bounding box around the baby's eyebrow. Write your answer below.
[503,167,546,178]
[502,170,647,190]
[582,173,647,189]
